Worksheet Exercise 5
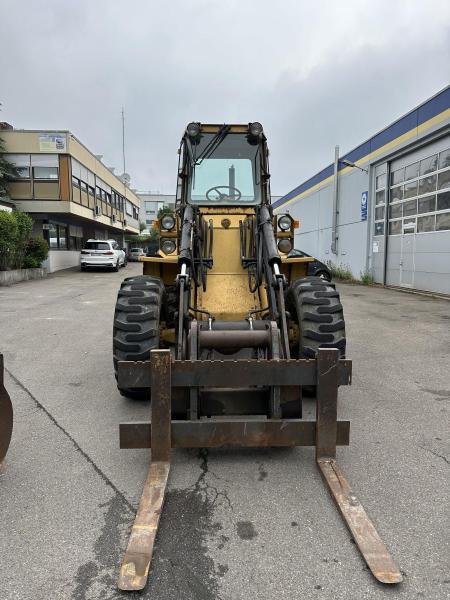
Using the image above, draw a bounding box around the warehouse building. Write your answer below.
[273,86,450,295]
[1,126,141,272]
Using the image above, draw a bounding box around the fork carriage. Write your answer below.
[117,349,402,591]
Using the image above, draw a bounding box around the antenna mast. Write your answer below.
[121,106,126,175]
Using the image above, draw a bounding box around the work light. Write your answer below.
[160,214,175,231]
[248,122,263,137]
[278,214,292,231]
[278,238,293,254]
[160,238,176,254]
[186,122,201,138]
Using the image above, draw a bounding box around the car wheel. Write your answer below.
[316,270,331,282]
[113,260,120,272]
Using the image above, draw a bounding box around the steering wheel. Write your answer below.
[206,185,242,202]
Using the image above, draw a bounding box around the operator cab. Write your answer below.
[182,122,266,206]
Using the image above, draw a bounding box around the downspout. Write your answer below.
[331,145,339,255]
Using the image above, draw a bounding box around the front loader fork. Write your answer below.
[117,349,402,591]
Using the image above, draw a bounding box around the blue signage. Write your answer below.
[361,191,368,221]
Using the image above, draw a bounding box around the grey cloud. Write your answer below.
[1,0,449,194]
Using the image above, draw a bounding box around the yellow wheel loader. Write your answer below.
[113,123,402,591]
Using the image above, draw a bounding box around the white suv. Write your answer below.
[80,239,126,271]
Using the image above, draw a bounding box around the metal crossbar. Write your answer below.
[117,357,352,388]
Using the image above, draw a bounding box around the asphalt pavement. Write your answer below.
[0,263,449,600]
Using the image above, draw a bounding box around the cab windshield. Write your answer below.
[187,132,261,205]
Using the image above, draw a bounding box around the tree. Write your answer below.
[157,204,172,219]
[148,225,159,241]
[139,221,146,233]
[0,135,19,199]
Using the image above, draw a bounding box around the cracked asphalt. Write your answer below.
[0,263,449,600]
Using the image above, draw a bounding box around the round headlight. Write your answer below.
[161,214,175,231]
[161,238,176,254]
[278,238,293,254]
[249,122,263,137]
[278,215,292,231]
[186,122,201,138]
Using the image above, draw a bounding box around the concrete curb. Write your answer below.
[0,268,47,286]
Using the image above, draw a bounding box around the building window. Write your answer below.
[375,206,385,220]
[403,199,417,216]
[420,154,438,175]
[33,166,59,180]
[437,191,450,211]
[8,154,31,179]
[417,215,435,233]
[59,225,68,249]
[46,223,70,249]
[438,149,450,169]
[436,212,450,231]
[15,166,31,179]
[403,218,416,234]
[48,224,58,248]
[438,169,450,190]
[388,146,450,235]
[374,168,386,236]
[418,195,436,214]
[375,173,386,189]
[389,220,402,235]
[389,203,402,219]
[374,222,384,236]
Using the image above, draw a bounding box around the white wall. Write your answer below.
[43,251,80,273]
[287,168,370,278]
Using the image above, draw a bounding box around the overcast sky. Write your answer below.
[1,0,449,196]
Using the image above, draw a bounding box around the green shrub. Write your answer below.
[12,211,33,268]
[23,236,49,268]
[360,270,375,285]
[326,260,354,281]
[0,210,18,270]
[0,210,35,270]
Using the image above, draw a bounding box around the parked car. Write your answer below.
[288,249,332,281]
[127,247,146,262]
[80,239,126,271]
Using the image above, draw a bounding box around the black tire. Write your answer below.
[113,275,163,399]
[286,276,346,359]
[80,265,86,272]
[113,260,120,272]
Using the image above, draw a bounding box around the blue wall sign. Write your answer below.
[361,191,368,221]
